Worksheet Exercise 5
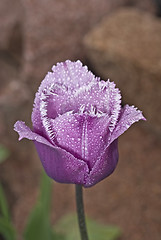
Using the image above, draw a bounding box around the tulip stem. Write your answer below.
[75,184,89,240]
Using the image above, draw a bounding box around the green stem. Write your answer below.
[75,185,89,240]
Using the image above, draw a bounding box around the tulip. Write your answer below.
[14,60,145,187]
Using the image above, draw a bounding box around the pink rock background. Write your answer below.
[0,1,160,240]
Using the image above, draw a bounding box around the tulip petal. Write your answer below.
[14,121,89,185]
[51,112,112,170]
[14,121,55,147]
[34,141,89,185]
[84,140,118,187]
[36,80,121,150]
[72,80,121,124]
[110,105,146,144]
[51,60,98,90]
[32,60,98,135]
[51,112,85,160]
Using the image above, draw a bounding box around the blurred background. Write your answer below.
[0,0,161,240]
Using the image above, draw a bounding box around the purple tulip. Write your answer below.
[14,60,145,187]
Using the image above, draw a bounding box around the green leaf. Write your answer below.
[0,145,10,164]
[0,184,9,220]
[24,170,64,240]
[55,214,122,240]
[24,203,54,240]
[0,184,17,240]
[0,217,16,240]
[39,170,52,214]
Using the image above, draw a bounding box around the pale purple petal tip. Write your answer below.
[110,104,146,144]
[14,121,32,141]
[14,121,53,148]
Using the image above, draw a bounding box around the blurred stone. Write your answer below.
[20,0,129,90]
[154,0,161,16]
[18,0,156,92]
[22,0,126,60]
[0,52,32,149]
[0,0,24,62]
[126,0,156,12]
[84,8,161,133]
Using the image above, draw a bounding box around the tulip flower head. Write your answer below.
[14,60,145,187]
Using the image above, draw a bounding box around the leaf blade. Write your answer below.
[55,214,122,240]
[0,145,10,164]
[24,171,63,240]
[0,184,10,220]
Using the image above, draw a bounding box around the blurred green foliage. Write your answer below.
[24,171,64,240]
[0,170,121,240]
[0,184,16,240]
[0,144,15,240]
[55,214,121,240]
[0,145,10,164]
